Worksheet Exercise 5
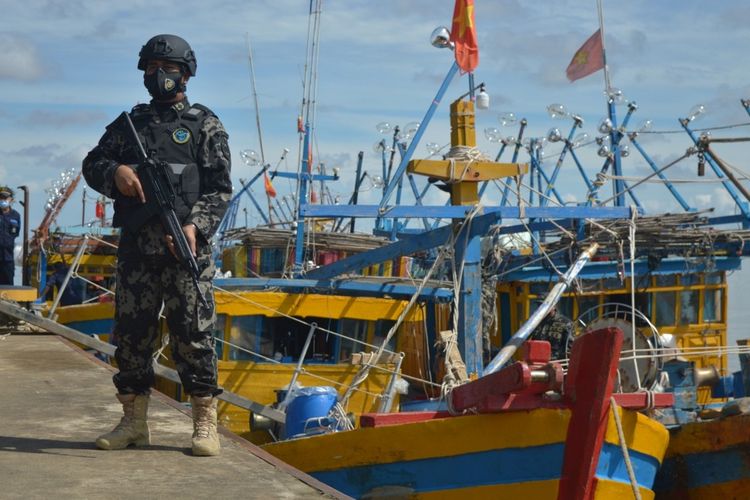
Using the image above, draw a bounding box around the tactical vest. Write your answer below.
[112,102,210,228]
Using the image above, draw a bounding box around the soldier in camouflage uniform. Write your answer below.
[82,34,231,456]
[530,305,574,360]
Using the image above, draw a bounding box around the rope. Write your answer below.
[610,396,642,500]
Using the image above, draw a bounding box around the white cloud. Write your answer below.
[0,34,44,81]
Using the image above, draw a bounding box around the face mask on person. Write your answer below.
[0,200,9,209]
[144,67,184,100]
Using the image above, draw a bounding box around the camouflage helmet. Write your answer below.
[0,186,13,197]
[138,34,197,76]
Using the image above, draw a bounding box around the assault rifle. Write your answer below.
[120,111,208,307]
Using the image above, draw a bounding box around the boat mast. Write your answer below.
[293,0,323,273]
[597,0,626,207]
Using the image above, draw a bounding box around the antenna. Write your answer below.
[245,33,266,165]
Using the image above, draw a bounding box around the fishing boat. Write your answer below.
[22,1,750,497]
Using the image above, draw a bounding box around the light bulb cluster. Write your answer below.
[45,168,78,212]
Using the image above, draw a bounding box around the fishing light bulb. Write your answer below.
[426,142,441,155]
[638,119,653,133]
[597,144,611,157]
[476,89,490,110]
[598,117,613,134]
[572,132,589,148]
[547,127,562,143]
[546,103,567,120]
[240,149,259,166]
[373,140,387,154]
[687,104,706,122]
[371,175,384,188]
[606,87,625,104]
[502,135,516,146]
[498,112,517,127]
[620,144,630,158]
[484,127,502,143]
[401,122,420,141]
[430,26,453,49]
[376,121,392,134]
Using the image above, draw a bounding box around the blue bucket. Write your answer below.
[284,386,338,439]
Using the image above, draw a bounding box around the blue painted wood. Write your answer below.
[501,256,742,282]
[455,225,483,376]
[309,442,658,498]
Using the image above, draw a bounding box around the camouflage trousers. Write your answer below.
[112,250,220,397]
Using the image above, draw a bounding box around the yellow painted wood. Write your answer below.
[216,361,394,443]
[594,479,655,500]
[0,286,38,302]
[603,406,670,462]
[54,301,114,322]
[214,290,423,322]
[264,409,572,472]
[407,158,527,182]
[450,181,478,206]
[450,100,476,147]
[664,413,750,456]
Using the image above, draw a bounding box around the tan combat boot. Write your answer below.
[96,393,150,450]
[191,396,220,456]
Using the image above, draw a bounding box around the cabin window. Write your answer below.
[654,291,676,326]
[678,290,700,325]
[703,289,723,323]
[655,275,677,287]
[705,272,723,285]
[681,274,700,286]
[372,319,398,352]
[603,293,651,325]
[338,318,369,362]
[228,315,267,361]
[213,314,226,360]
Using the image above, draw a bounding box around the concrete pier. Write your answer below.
[0,333,344,499]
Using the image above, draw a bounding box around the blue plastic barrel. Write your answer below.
[284,386,338,438]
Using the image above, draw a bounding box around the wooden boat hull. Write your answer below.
[263,407,669,499]
[653,413,750,499]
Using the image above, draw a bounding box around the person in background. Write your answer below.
[529,303,575,360]
[0,186,21,285]
[41,262,84,306]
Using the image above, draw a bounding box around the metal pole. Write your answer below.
[378,353,404,413]
[282,322,318,406]
[16,185,29,286]
[596,0,612,93]
[483,243,599,375]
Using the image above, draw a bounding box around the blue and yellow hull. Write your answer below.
[653,413,750,499]
[263,407,669,499]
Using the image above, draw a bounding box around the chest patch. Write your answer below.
[172,128,191,144]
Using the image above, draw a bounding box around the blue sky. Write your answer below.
[1,0,750,231]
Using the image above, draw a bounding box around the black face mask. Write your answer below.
[144,67,184,99]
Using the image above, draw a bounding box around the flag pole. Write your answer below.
[596,0,612,93]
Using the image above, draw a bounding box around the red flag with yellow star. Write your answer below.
[566,29,604,82]
[450,0,478,74]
